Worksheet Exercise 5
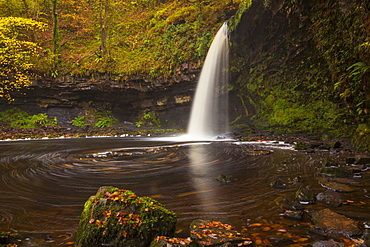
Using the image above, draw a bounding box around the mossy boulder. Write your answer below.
[75,186,177,247]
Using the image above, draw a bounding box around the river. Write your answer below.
[0,137,369,246]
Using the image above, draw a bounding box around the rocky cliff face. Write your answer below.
[0,66,200,129]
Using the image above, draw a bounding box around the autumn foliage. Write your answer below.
[0,17,46,100]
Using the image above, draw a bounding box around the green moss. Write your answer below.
[352,124,370,153]
[229,0,253,32]
[75,186,177,247]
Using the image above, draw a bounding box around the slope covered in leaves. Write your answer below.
[0,0,243,77]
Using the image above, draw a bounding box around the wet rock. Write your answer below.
[316,190,343,207]
[363,230,370,247]
[310,209,362,239]
[331,141,342,149]
[267,235,295,246]
[75,186,177,247]
[312,239,345,247]
[190,219,252,246]
[317,177,357,192]
[346,156,370,165]
[357,157,370,165]
[280,198,306,210]
[318,167,353,178]
[270,179,286,188]
[346,157,357,164]
[295,186,316,204]
[21,238,49,247]
[281,210,304,220]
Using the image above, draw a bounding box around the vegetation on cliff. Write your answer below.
[230,0,370,151]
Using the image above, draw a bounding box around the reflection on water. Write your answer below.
[189,143,219,212]
[0,137,369,245]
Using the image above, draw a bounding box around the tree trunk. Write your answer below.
[52,0,60,72]
[99,0,109,58]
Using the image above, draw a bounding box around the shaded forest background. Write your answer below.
[0,0,370,151]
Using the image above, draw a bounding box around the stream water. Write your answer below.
[1,137,369,246]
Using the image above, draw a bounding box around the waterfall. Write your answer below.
[187,22,229,140]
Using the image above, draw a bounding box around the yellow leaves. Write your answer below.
[0,17,46,101]
[103,210,112,217]
[0,17,47,35]
[95,220,104,227]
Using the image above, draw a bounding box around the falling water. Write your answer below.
[187,22,230,140]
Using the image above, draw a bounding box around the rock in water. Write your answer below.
[312,239,345,247]
[295,186,316,204]
[75,186,177,247]
[310,209,362,239]
[317,177,357,192]
[316,190,343,207]
[190,219,252,246]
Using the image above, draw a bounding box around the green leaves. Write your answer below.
[0,108,58,128]
[311,0,370,122]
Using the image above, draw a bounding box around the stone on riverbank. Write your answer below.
[190,219,252,246]
[310,209,362,239]
[75,186,177,247]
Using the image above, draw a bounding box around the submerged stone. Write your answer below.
[190,219,252,246]
[75,186,177,247]
[280,198,306,211]
[318,167,353,178]
[267,235,295,246]
[281,210,304,220]
[317,177,357,192]
[310,209,362,239]
[346,156,370,165]
[270,179,287,188]
[312,239,345,247]
[316,190,343,207]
